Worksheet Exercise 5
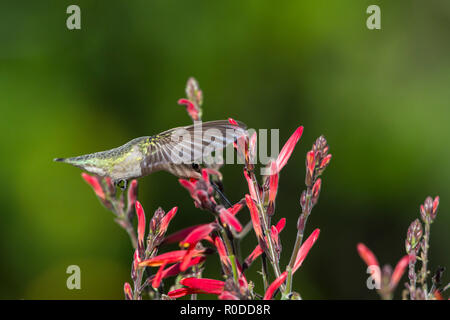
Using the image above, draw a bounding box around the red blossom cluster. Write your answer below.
[357,196,446,300]
[81,77,447,301]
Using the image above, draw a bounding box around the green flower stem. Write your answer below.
[287,189,312,292]
[249,171,284,289]
[420,221,431,296]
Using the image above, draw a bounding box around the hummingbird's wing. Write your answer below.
[140,120,247,177]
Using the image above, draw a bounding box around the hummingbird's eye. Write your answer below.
[115,179,128,191]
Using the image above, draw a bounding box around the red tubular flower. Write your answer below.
[178,98,200,121]
[168,288,206,299]
[168,278,225,299]
[135,201,146,250]
[244,170,258,201]
[245,194,263,240]
[178,223,215,271]
[271,226,280,247]
[292,229,320,273]
[275,217,286,231]
[162,256,205,279]
[152,261,168,289]
[81,173,105,200]
[263,271,288,300]
[201,169,210,184]
[214,237,231,268]
[124,282,133,300]
[390,255,409,289]
[179,223,216,249]
[146,256,206,285]
[245,246,264,267]
[219,208,243,232]
[245,218,286,267]
[275,126,304,173]
[127,179,138,207]
[181,278,225,295]
[201,168,223,181]
[229,202,244,216]
[160,206,178,234]
[268,162,279,203]
[356,243,379,269]
[139,249,204,267]
[356,243,381,286]
[163,224,205,244]
[180,247,199,271]
[179,179,196,195]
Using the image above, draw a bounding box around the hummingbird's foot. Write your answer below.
[115,179,128,191]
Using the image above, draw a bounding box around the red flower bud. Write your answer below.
[320,154,332,169]
[312,178,321,199]
[306,151,315,179]
[123,282,133,300]
[139,249,204,267]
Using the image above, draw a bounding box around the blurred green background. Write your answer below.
[0,1,448,299]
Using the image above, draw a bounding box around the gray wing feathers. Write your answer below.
[141,120,247,174]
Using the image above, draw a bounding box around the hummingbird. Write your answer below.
[54,120,247,189]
